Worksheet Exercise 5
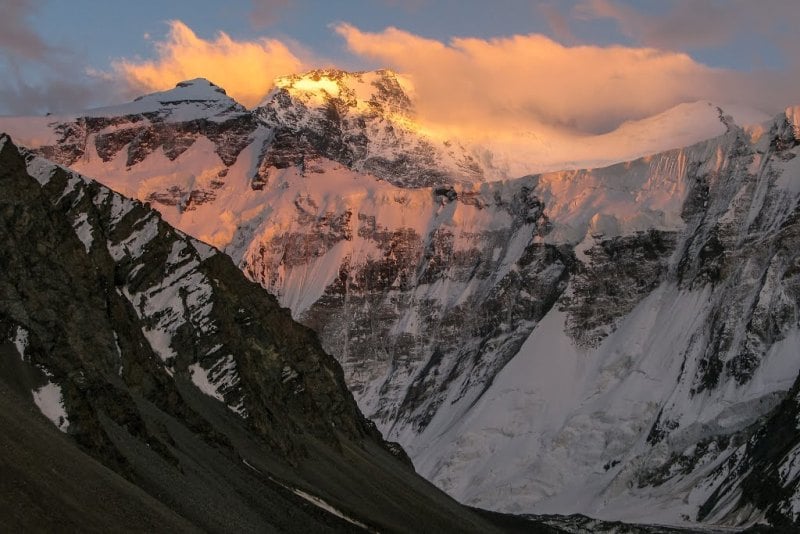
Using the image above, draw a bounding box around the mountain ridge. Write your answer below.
[0,71,771,183]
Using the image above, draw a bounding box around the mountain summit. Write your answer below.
[95,78,244,119]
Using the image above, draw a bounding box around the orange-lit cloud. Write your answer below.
[105,19,799,143]
[112,21,305,107]
[334,23,796,136]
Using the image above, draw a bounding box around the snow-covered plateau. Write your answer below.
[2,71,800,529]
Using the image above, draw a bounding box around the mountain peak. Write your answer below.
[265,68,413,116]
[135,77,230,102]
[253,66,483,187]
[84,78,245,122]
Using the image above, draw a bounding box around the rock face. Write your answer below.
[229,112,800,529]
[37,79,256,168]
[3,72,800,530]
[2,132,374,456]
[0,133,518,533]
[560,229,678,348]
[251,182,571,438]
[29,79,260,215]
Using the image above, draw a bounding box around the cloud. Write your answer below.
[536,2,576,45]
[0,75,114,116]
[574,0,731,50]
[111,21,305,108]
[575,0,800,57]
[335,24,707,134]
[335,23,800,136]
[0,0,53,61]
[0,0,115,115]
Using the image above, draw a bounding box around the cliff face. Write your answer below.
[1,131,377,454]
[235,171,571,440]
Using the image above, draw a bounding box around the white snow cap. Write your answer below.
[84,78,243,122]
[135,78,232,104]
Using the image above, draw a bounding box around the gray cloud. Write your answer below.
[567,0,800,117]
[0,75,113,116]
[574,0,800,58]
[249,0,291,28]
[536,2,576,44]
[0,0,117,115]
[0,0,53,61]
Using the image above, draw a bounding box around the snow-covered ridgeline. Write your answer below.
[0,71,771,200]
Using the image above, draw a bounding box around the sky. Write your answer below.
[2,0,799,136]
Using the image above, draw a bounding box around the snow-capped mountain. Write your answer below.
[0,71,768,196]
[2,71,799,530]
